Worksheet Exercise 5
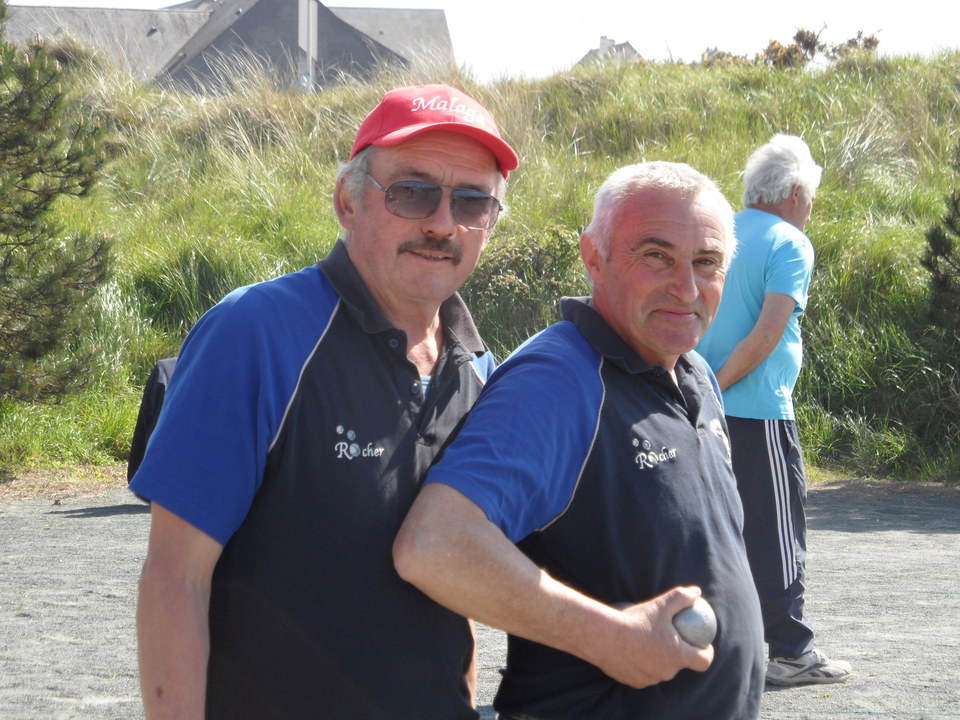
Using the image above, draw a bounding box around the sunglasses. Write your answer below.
[366,173,502,230]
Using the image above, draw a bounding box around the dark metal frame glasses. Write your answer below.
[366,173,502,230]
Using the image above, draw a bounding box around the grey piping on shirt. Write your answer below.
[536,353,606,533]
[267,299,341,454]
[467,353,488,386]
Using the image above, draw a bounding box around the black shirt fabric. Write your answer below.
[203,242,490,719]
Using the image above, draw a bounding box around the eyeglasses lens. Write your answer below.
[384,181,500,230]
[385,182,441,219]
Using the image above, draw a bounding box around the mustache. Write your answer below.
[397,238,463,265]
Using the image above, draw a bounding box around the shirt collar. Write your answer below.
[560,296,656,375]
[560,296,702,377]
[561,297,712,412]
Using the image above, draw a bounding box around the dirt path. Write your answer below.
[1,478,958,719]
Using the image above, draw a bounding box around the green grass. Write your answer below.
[2,49,959,481]
[0,383,138,466]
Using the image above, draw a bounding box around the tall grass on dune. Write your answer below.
[1,47,958,482]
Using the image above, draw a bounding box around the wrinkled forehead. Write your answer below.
[611,187,733,259]
[370,132,503,192]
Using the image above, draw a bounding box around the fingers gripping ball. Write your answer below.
[672,597,717,649]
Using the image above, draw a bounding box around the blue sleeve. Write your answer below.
[130,267,337,545]
[767,232,814,312]
[425,323,603,542]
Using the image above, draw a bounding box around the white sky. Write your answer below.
[9,0,960,82]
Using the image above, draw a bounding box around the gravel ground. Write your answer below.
[1,479,958,719]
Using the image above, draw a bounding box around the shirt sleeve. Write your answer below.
[766,231,814,312]
[425,324,603,542]
[130,269,334,545]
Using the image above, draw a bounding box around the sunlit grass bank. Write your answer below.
[3,49,959,482]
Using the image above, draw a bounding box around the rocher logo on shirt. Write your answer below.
[632,435,678,470]
[333,425,385,460]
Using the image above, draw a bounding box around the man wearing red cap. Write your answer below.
[132,84,518,719]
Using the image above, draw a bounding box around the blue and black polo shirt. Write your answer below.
[425,296,765,719]
[132,239,493,719]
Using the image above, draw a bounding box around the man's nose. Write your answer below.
[668,263,699,302]
[421,189,457,239]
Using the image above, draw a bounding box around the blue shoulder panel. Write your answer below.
[426,321,604,542]
[131,266,340,544]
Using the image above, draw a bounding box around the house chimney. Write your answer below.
[599,36,615,56]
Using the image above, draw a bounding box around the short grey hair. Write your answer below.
[337,145,375,206]
[584,161,736,262]
[741,134,822,207]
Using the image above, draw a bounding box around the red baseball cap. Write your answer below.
[350,84,519,179]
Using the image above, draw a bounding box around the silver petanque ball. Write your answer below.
[672,597,717,649]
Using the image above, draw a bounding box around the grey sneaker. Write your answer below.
[766,649,852,686]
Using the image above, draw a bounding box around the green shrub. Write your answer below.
[463,226,587,357]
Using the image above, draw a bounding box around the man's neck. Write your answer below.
[337,239,450,374]
[747,199,804,231]
[404,318,444,376]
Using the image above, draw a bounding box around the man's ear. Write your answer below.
[580,232,602,284]
[334,176,356,230]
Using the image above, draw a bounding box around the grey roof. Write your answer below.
[3,2,451,86]
[3,5,210,81]
[577,38,641,67]
[155,0,254,79]
[328,6,453,69]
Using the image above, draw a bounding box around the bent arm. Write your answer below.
[714,292,796,391]
[394,483,712,689]
[137,502,223,719]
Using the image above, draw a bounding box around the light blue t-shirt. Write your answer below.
[696,208,814,420]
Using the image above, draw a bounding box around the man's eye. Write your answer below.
[644,251,670,263]
[696,258,724,274]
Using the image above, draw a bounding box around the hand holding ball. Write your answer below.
[612,595,717,649]
[672,597,717,648]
